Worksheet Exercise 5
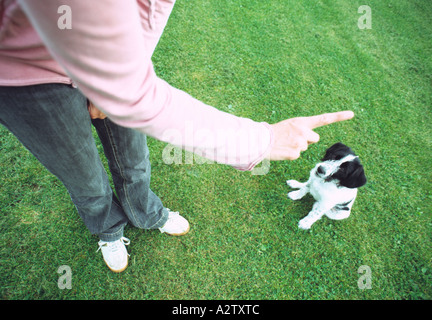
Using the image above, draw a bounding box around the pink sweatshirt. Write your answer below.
[0,0,273,171]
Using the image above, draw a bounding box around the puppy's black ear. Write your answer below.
[322,142,355,161]
[336,161,367,188]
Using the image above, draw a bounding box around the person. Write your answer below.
[0,0,354,273]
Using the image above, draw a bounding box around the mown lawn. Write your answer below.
[1,0,431,300]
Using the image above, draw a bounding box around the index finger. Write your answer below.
[303,111,355,129]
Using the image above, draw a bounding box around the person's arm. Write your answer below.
[19,0,273,170]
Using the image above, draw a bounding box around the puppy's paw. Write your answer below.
[286,180,302,189]
[288,190,303,201]
[298,218,312,230]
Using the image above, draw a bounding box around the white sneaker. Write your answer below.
[159,210,190,236]
[97,237,130,273]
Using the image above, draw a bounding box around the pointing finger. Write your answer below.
[302,111,355,129]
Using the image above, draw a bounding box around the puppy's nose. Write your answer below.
[317,166,325,175]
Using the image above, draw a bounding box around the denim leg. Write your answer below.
[0,84,128,241]
[91,118,168,229]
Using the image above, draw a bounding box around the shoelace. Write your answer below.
[97,237,130,254]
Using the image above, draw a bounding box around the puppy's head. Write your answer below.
[321,142,356,161]
[317,143,367,189]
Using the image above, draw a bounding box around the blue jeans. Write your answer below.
[0,83,168,241]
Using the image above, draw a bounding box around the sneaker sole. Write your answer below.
[165,225,190,236]
[107,261,128,273]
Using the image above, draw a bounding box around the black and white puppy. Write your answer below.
[287,142,367,230]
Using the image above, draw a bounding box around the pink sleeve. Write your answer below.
[18,0,273,170]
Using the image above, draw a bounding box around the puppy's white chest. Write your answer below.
[309,178,357,204]
[309,179,337,201]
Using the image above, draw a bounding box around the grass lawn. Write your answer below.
[1,0,431,300]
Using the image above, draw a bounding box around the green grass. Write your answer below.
[1,0,431,300]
